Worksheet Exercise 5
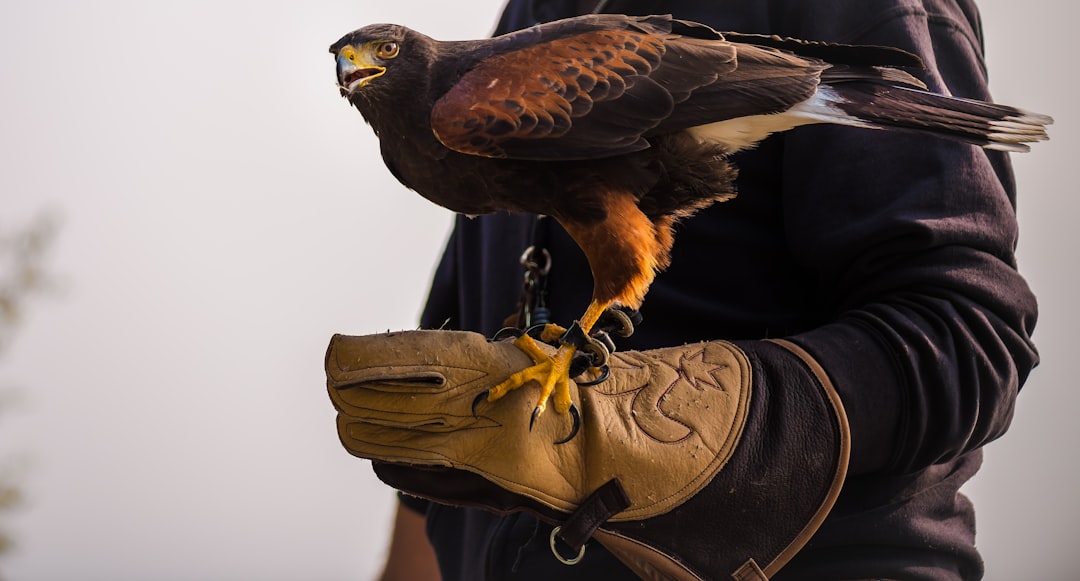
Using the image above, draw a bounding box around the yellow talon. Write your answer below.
[483,301,611,442]
[487,333,577,418]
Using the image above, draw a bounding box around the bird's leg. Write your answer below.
[482,190,667,440]
[485,300,610,422]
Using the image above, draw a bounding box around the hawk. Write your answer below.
[330,14,1050,431]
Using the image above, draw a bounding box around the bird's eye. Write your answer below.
[375,41,399,60]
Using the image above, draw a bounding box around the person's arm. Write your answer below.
[772,1,1038,475]
[378,501,441,581]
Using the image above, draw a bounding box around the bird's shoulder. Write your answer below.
[431,14,695,84]
[428,14,728,160]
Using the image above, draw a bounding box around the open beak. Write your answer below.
[335,45,386,93]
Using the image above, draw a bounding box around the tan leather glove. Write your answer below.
[326,330,849,581]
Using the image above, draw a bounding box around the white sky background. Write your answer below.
[0,1,1073,579]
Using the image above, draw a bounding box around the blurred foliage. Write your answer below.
[1,213,60,352]
[0,212,59,570]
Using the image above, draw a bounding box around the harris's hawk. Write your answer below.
[329,14,1050,432]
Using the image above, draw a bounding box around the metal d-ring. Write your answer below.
[549,526,586,565]
[519,245,552,277]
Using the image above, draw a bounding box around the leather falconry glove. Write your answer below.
[326,330,849,581]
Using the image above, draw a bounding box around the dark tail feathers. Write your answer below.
[826,83,1052,152]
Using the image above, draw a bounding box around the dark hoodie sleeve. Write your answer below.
[776,0,1039,474]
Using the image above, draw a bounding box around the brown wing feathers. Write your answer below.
[431,30,670,159]
[430,16,839,161]
[654,42,827,131]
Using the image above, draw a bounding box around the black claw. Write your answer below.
[490,327,523,342]
[529,404,581,444]
[525,323,549,340]
[554,404,581,445]
[471,391,489,417]
[575,364,610,386]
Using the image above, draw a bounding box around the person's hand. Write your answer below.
[326,330,849,580]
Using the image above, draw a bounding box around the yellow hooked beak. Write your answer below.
[336,45,386,93]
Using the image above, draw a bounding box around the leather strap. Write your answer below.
[556,479,631,551]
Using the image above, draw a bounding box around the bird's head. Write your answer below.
[330,24,433,101]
